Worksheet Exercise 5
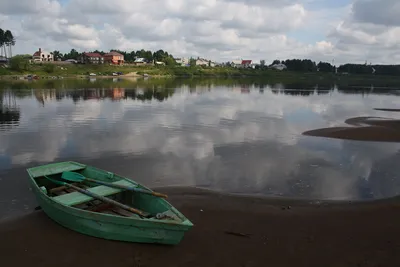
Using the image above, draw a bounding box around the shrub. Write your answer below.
[43,64,55,73]
[9,55,30,72]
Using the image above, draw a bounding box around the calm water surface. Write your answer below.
[1,78,400,218]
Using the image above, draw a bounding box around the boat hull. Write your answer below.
[27,162,192,245]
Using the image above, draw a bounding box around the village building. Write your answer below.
[32,48,54,62]
[79,52,104,64]
[103,51,124,65]
[174,57,190,66]
[270,63,287,70]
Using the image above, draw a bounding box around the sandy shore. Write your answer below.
[374,108,400,112]
[1,187,400,267]
[303,116,400,142]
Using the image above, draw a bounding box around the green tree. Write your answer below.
[135,49,145,59]
[127,51,136,62]
[317,61,334,72]
[0,28,4,58]
[144,50,153,62]
[64,49,80,60]
[52,50,63,61]
[135,49,153,62]
[271,60,281,65]
[153,49,167,62]
[336,63,391,75]
[92,50,104,55]
[9,55,30,72]
[283,59,317,72]
[4,30,15,58]
[163,56,176,66]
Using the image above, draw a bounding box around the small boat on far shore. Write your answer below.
[27,161,193,245]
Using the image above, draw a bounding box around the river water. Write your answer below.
[1,78,400,218]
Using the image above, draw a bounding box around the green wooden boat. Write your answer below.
[27,161,193,245]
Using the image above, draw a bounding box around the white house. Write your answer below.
[195,57,210,66]
[209,61,217,67]
[133,57,147,65]
[32,48,54,62]
[174,57,190,66]
[134,58,147,63]
[231,59,243,68]
[270,63,287,71]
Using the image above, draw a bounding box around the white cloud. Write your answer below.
[0,0,61,15]
[324,0,400,64]
[352,0,400,26]
[0,0,400,64]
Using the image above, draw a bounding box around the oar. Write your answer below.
[61,171,168,199]
[44,175,150,218]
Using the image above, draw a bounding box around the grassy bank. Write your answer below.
[2,63,400,88]
[1,63,272,77]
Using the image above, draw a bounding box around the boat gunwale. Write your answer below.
[27,161,194,228]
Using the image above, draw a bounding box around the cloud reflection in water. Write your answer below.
[1,83,400,200]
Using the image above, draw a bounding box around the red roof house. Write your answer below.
[83,52,103,58]
[241,60,252,67]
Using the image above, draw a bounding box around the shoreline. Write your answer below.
[2,185,400,223]
[0,72,165,80]
[1,186,400,266]
[3,67,400,84]
[3,73,400,87]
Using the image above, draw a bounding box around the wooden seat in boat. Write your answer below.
[52,180,134,206]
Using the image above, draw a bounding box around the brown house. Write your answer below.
[104,51,124,65]
[79,52,104,64]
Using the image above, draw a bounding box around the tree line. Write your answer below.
[0,28,16,59]
[53,48,176,65]
[264,59,400,76]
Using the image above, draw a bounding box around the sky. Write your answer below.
[0,0,399,65]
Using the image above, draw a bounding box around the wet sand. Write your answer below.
[1,187,400,267]
[303,115,400,142]
[374,108,400,112]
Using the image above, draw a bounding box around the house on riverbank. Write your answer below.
[270,63,287,70]
[104,51,124,65]
[230,59,253,68]
[194,57,218,67]
[175,57,190,66]
[133,58,148,66]
[32,48,54,62]
[241,60,252,68]
[195,58,210,66]
[79,52,104,64]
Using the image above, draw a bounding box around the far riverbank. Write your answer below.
[3,64,400,87]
